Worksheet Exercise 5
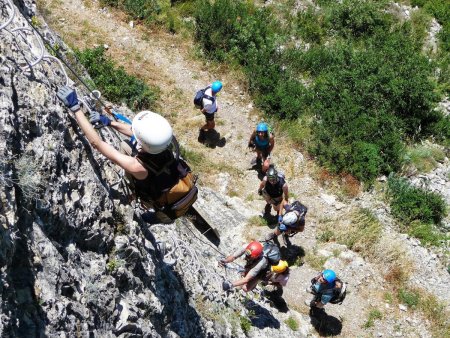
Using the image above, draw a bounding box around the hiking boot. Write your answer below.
[198,129,206,143]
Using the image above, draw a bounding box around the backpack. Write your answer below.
[193,86,215,109]
[289,201,308,218]
[263,242,281,266]
[329,279,347,304]
[125,137,198,219]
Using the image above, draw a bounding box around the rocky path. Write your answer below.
[36,0,449,337]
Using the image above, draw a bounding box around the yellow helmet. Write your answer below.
[271,260,288,273]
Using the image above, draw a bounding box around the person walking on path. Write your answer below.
[258,165,289,218]
[248,122,275,173]
[196,81,223,143]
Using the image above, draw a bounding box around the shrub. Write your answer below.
[387,175,447,225]
[75,47,158,110]
[326,0,392,38]
[100,0,161,22]
[194,0,277,63]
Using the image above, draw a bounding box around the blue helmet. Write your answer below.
[256,122,269,132]
[322,269,336,283]
[211,81,222,93]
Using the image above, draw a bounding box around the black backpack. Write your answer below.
[193,86,215,109]
[289,201,308,217]
[263,242,281,266]
[329,279,347,304]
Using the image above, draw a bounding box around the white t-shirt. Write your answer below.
[202,87,217,114]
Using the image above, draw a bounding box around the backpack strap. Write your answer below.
[136,136,181,176]
[202,86,215,103]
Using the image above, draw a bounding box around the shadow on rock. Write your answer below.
[281,244,305,265]
[309,308,343,336]
[244,299,280,329]
[203,129,226,148]
[263,287,289,313]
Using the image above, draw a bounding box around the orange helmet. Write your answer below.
[245,241,263,259]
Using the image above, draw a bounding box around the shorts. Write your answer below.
[262,190,283,206]
[203,112,215,122]
[255,147,270,159]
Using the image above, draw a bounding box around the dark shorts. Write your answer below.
[255,146,270,159]
[203,112,215,122]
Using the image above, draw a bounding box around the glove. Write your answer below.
[279,224,287,232]
[248,142,254,149]
[222,280,233,291]
[258,189,263,196]
[311,278,317,285]
[278,215,283,223]
[57,86,80,112]
[90,112,112,129]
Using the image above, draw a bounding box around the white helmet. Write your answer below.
[132,111,173,154]
[282,211,298,226]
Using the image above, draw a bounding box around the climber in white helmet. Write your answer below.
[57,86,197,221]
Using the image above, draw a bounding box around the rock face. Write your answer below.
[0,2,306,337]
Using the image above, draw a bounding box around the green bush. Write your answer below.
[387,175,447,225]
[100,0,161,22]
[326,0,392,38]
[194,0,277,63]
[76,47,158,110]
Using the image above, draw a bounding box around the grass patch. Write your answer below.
[246,216,268,228]
[398,288,420,308]
[403,143,446,173]
[325,208,382,256]
[284,316,299,331]
[363,308,383,328]
[305,248,327,270]
[75,46,159,110]
[408,221,449,246]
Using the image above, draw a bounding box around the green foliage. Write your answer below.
[193,0,446,184]
[246,216,268,228]
[403,143,446,173]
[284,316,299,331]
[327,0,392,38]
[296,7,327,44]
[106,259,118,272]
[240,316,252,334]
[75,47,158,110]
[363,308,383,328]
[398,288,420,308]
[408,221,449,246]
[100,0,161,22]
[194,0,277,64]
[387,175,447,225]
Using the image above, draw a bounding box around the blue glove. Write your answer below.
[278,215,283,223]
[279,224,287,232]
[222,280,233,291]
[57,86,80,112]
[90,111,111,128]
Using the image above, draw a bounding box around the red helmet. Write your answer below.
[245,241,263,259]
